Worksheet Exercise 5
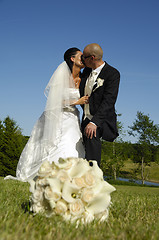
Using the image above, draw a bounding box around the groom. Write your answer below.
[80,43,120,166]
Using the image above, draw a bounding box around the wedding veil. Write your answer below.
[43,61,78,147]
[5,61,79,181]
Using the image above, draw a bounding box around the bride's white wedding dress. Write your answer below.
[17,89,84,181]
[5,89,84,182]
[5,62,85,182]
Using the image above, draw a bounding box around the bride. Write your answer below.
[5,48,89,182]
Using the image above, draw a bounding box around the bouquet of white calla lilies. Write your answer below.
[29,157,116,225]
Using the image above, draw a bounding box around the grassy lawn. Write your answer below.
[0,177,159,240]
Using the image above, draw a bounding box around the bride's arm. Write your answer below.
[71,96,89,106]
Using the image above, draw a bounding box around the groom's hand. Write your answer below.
[85,122,97,139]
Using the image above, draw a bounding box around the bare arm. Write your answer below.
[71,96,89,106]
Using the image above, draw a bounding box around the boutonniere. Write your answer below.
[93,78,104,92]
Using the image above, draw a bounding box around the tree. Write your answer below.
[101,141,127,180]
[0,116,28,176]
[153,145,159,164]
[101,116,127,180]
[0,120,4,149]
[131,143,153,182]
[0,120,4,174]
[128,111,159,184]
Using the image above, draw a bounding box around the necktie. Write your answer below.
[85,71,98,96]
[84,72,98,120]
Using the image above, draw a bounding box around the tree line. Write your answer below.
[101,111,159,184]
[0,116,29,176]
[0,112,159,184]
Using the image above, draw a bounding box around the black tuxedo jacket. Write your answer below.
[79,62,120,142]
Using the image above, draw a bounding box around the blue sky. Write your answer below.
[0,0,159,142]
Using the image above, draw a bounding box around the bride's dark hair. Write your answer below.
[64,47,80,72]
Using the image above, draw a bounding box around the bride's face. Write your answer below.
[72,51,85,69]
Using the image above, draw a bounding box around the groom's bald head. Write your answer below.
[84,43,103,60]
[83,43,104,69]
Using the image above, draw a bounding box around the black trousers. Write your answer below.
[81,118,102,167]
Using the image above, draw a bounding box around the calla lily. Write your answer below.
[44,185,61,202]
[54,157,77,170]
[91,179,104,195]
[46,178,62,193]
[28,179,35,194]
[91,179,116,196]
[44,178,62,202]
[69,159,90,178]
[89,161,103,179]
[102,180,116,194]
[86,193,111,215]
[54,158,70,169]
[62,181,80,203]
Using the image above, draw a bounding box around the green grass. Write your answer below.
[0,177,159,240]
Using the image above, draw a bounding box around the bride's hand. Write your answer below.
[71,96,89,106]
[78,96,89,105]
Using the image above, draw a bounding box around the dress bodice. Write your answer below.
[63,88,80,112]
[64,88,80,99]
